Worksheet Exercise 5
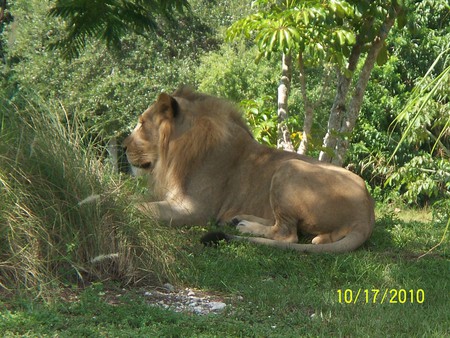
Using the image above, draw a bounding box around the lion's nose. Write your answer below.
[122,136,129,150]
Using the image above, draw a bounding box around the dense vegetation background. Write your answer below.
[0,0,448,295]
[1,0,448,204]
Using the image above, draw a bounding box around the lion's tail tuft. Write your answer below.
[200,231,232,247]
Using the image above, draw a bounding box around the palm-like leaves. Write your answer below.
[48,0,189,59]
[227,0,357,66]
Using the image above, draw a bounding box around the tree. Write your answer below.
[48,0,190,59]
[228,0,407,163]
[277,53,295,150]
[0,0,6,25]
[320,1,405,165]
[228,0,356,153]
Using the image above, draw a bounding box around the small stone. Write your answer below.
[163,283,175,292]
[144,291,152,297]
[193,306,204,314]
[209,302,226,311]
[187,290,195,296]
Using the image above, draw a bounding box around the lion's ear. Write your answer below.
[156,93,179,119]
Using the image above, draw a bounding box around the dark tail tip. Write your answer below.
[200,231,231,247]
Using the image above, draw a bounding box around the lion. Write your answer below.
[123,87,375,253]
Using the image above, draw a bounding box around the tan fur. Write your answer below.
[123,88,375,253]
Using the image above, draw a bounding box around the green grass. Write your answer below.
[1,209,448,337]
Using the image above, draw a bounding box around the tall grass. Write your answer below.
[0,98,178,298]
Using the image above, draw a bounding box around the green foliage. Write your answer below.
[226,0,357,66]
[386,154,450,205]
[195,43,278,100]
[195,42,281,146]
[391,50,449,157]
[347,1,449,205]
[2,1,201,141]
[432,199,450,228]
[48,0,190,59]
[240,96,278,146]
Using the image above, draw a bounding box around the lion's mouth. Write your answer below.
[135,162,152,170]
[125,153,152,170]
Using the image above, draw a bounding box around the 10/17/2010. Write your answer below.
[337,288,425,304]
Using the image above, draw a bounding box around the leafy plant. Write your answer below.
[386,154,450,205]
[240,96,277,147]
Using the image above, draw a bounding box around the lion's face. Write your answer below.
[123,93,178,171]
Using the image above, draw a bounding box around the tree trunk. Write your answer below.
[107,137,119,173]
[277,53,294,151]
[319,17,375,163]
[297,51,314,155]
[332,8,400,166]
[0,0,6,25]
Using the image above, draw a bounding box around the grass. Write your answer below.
[1,206,448,336]
[0,99,180,296]
[0,100,448,337]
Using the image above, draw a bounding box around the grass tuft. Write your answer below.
[0,98,179,297]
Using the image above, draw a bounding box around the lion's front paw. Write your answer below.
[136,202,154,214]
[136,203,146,212]
[235,220,252,233]
[230,217,241,227]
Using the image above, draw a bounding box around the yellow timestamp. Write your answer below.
[337,288,425,304]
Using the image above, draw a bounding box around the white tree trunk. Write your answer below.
[332,9,399,166]
[277,53,295,151]
[318,40,363,162]
[107,137,119,173]
[297,51,314,155]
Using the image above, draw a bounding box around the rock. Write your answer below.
[142,287,231,315]
[163,283,175,292]
[209,302,226,311]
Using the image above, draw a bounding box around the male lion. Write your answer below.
[123,87,375,253]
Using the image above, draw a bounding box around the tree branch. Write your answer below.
[332,5,402,166]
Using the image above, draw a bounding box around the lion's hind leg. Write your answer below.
[311,227,350,244]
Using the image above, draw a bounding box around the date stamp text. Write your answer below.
[337,289,425,304]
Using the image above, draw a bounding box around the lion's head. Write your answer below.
[124,87,252,194]
[123,92,178,171]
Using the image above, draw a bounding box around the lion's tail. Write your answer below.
[201,229,370,253]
